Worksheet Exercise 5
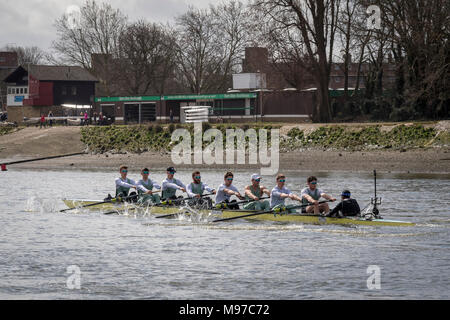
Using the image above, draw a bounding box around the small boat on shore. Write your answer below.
[62,199,415,227]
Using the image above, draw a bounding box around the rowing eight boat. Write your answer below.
[62,199,415,227]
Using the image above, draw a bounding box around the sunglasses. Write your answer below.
[311,181,317,185]
[194,176,201,179]
[121,170,128,173]
[254,179,261,182]
[278,179,285,182]
[142,171,149,174]
[226,178,233,181]
[168,172,176,174]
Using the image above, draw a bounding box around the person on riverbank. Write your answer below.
[186,171,216,208]
[270,174,302,213]
[215,172,245,210]
[301,176,336,215]
[136,168,161,205]
[48,111,53,127]
[327,190,360,218]
[161,167,186,202]
[84,111,89,126]
[39,114,46,129]
[243,174,271,211]
[115,165,138,200]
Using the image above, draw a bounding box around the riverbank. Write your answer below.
[3,149,449,174]
[1,122,449,173]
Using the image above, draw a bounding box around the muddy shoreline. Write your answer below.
[3,149,449,174]
[1,125,449,174]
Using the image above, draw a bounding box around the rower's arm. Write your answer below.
[136,183,149,193]
[115,178,137,189]
[163,181,184,190]
[289,193,302,202]
[302,193,316,203]
[261,186,271,197]
[175,179,187,192]
[321,193,336,201]
[223,188,236,195]
[244,186,258,200]
[203,184,215,194]
[186,184,196,198]
[224,188,244,199]
[151,179,161,190]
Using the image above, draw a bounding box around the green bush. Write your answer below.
[154,124,163,133]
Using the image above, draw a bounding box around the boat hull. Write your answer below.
[217,210,415,227]
[62,199,415,227]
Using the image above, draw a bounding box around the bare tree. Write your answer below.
[252,0,341,122]
[52,0,127,68]
[115,21,177,95]
[210,0,252,91]
[2,45,51,65]
[367,0,449,119]
[335,0,364,99]
[174,1,251,94]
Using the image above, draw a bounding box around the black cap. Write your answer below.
[167,167,176,173]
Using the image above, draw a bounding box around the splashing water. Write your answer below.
[25,195,58,213]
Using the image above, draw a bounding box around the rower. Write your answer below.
[301,176,336,215]
[115,165,138,201]
[136,168,161,205]
[327,190,361,218]
[243,174,270,211]
[215,171,245,210]
[186,171,216,208]
[270,173,302,213]
[161,167,186,204]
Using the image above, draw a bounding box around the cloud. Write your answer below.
[0,0,215,52]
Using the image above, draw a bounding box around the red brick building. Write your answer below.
[3,65,98,123]
[241,47,396,91]
[0,52,19,111]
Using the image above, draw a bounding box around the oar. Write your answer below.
[156,193,215,207]
[154,193,216,219]
[60,194,138,212]
[1,152,86,171]
[103,207,137,215]
[213,196,270,210]
[212,200,331,223]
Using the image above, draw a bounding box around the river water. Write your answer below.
[0,169,449,299]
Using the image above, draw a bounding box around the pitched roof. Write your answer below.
[26,65,98,82]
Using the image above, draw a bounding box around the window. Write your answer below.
[71,86,77,95]
[0,57,5,63]
[20,88,23,94]
[24,87,28,94]
[11,88,15,94]
[7,88,11,94]
[62,86,67,95]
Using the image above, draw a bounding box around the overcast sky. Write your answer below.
[0,0,217,52]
